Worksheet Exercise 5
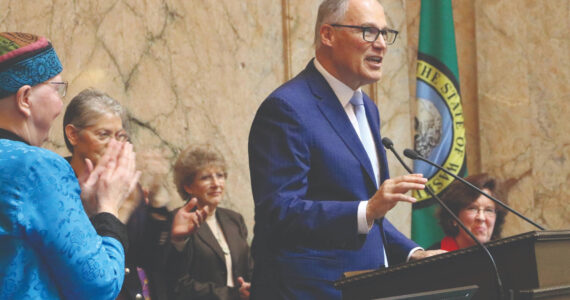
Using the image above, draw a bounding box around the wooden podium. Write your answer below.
[334,230,570,299]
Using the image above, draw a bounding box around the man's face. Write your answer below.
[29,74,64,145]
[328,0,388,89]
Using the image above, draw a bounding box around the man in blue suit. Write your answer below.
[248,0,444,298]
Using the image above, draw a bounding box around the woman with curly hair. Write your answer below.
[429,173,508,251]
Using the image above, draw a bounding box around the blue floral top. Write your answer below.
[0,138,125,299]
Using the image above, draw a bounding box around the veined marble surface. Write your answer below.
[476,0,569,234]
[0,0,284,233]
[1,0,567,239]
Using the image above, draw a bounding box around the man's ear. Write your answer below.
[15,85,33,117]
[65,124,80,147]
[320,24,335,47]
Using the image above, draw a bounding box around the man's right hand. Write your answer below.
[366,174,427,225]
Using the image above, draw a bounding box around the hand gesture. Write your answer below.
[118,186,144,223]
[170,198,209,243]
[77,157,98,217]
[78,140,141,217]
[237,276,251,300]
[136,149,171,208]
[366,174,427,224]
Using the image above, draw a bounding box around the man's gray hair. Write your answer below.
[314,0,350,47]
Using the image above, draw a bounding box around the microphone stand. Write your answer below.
[403,149,545,231]
[382,138,506,300]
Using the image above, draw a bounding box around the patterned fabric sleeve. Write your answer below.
[21,151,126,299]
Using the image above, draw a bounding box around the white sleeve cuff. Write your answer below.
[407,247,424,262]
[357,201,373,234]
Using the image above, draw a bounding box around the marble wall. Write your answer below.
[1,0,567,239]
[1,0,284,235]
[475,0,569,235]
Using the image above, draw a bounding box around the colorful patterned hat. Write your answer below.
[0,32,63,98]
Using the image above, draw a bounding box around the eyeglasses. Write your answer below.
[49,81,68,97]
[330,24,399,44]
[83,127,129,143]
[464,206,497,218]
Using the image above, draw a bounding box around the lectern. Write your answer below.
[335,230,570,299]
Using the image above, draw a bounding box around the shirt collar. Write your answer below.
[0,128,29,145]
[314,58,361,107]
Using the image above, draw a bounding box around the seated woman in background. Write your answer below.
[63,88,172,300]
[169,144,253,300]
[429,173,508,251]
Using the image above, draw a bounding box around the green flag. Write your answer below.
[411,0,467,248]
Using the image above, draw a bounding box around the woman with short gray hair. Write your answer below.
[63,88,129,174]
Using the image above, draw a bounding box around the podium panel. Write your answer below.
[373,285,478,300]
[334,230,570,300]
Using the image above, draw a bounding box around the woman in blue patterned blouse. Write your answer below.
[0,32,140,299]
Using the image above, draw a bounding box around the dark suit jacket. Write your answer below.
[172,207,253,300]
[117,191,172,300]
[248,60,418,299]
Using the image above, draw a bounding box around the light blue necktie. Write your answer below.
[350,91,379,187]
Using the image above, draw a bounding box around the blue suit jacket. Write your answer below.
[248,60,418,299]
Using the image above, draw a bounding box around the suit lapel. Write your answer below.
[196,216,226,265]
[305,62,377,186]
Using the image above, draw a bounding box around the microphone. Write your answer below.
[382,138,413,174]
[403,148,545,231]
[382,137,506,299]
[402,148,421,160]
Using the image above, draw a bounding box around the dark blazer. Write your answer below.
[117,191,172,300]
[172,207,253,300]
[248,60,418,299]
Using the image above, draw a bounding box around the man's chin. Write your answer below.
[362,72,383,85]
